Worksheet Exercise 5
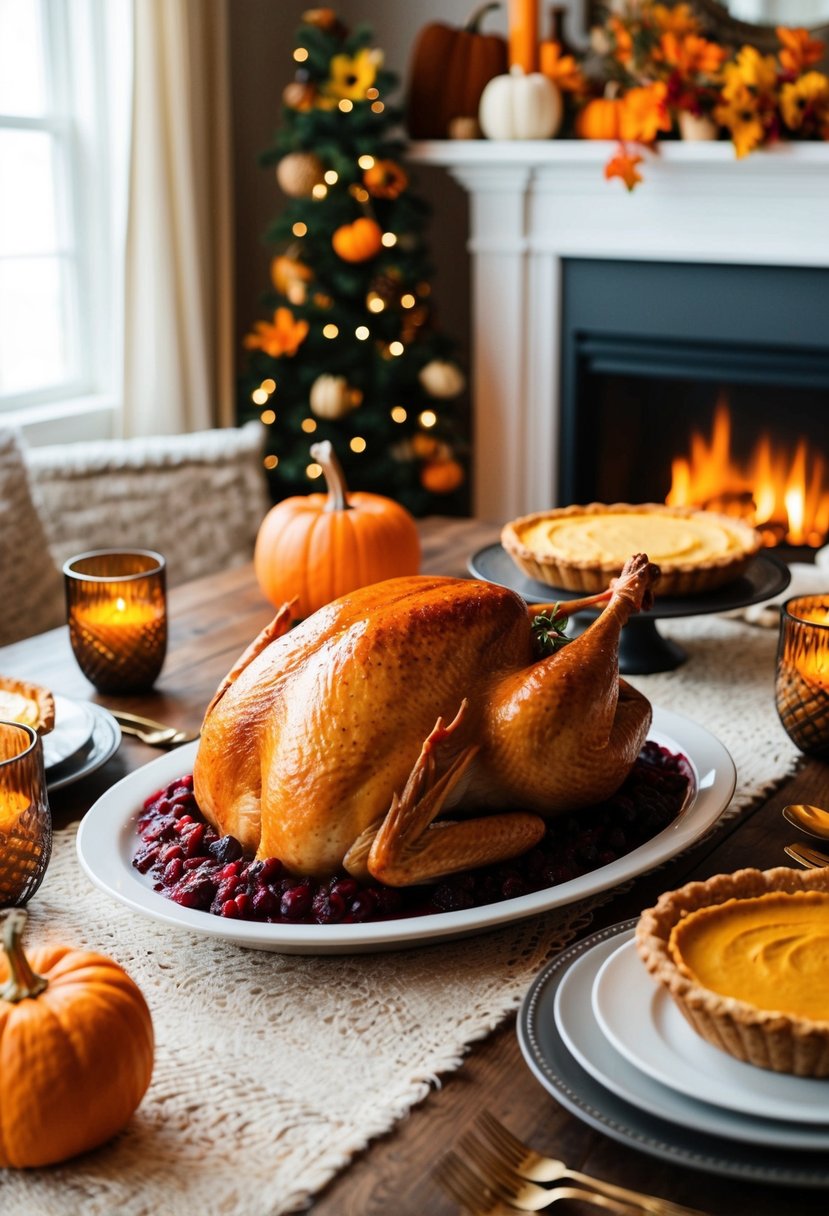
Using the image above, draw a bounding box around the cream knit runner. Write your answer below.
[0,613,805,1216]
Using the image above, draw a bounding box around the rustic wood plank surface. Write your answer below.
[3,516,829,1216]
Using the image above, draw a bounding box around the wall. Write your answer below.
[228,0,587,390]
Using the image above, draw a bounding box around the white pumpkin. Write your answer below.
[418,359,466,399]
[478,67,562,141]
[309,374,357,420]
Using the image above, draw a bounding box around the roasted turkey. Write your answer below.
[193,553,659,886]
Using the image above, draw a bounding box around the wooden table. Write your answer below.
[4,517,829,1216]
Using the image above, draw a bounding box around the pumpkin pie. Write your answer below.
[0,675,55,736]
[635,867,829,1076]
[501,503,761,596]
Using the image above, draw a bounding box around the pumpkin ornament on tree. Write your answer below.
[254,441,420,620]
[309,373,361,419]
[0,909,154,1168]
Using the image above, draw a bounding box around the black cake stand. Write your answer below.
[467,544,791,676]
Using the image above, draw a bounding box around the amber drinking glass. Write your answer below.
[64,550,168,693]
[0,722,51,907]
[775,594,829,760]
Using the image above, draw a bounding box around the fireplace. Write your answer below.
[407,141,829,527]
[560,259,829,548]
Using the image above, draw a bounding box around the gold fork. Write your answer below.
[469,1113,709,1216]
[784,842,829,869]
[111,710,198,748]
[435,1151,644,1215]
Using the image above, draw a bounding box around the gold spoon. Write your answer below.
[782,803,829,841]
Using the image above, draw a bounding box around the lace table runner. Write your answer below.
[2,614,803,1216]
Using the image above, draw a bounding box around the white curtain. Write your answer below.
[122,0,234,436]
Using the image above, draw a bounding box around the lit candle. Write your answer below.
[0,789,30,833]
[794,607,829,689]
[63,550,168,693]
[508,0,538,74]
[0,723,51,907]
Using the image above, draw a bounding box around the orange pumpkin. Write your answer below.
[254,440,420,619]
[332,217,383,263]
[0,909,154,1168]
[420,457,465,494]
[575,95,625,140]
[406,2,508,139]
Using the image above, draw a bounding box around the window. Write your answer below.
[0,0,131,440]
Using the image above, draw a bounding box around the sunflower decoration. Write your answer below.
[323,46,383,103]
[713,30,829,158]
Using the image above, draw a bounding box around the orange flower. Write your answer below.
[658,32,727,79]
[363,159,409,199]
[244,307,309,358]
[608,15,633,65]
[539,41,586,93]
[651,3,699,36]
[721,46,778,98]
[780,70,829,131]
[619,82,671,144]
[714,83,766,158]
[605,149,644,192]
[777,26,826,75]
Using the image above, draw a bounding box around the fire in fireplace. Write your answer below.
[560,259,829,550]
[666,395,829,548]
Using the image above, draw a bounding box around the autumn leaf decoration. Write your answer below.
[244,307,309,358]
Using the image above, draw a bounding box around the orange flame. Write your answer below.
[666,395,829,547]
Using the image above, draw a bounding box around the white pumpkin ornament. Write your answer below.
[418,360,466,399]
[478,66,562,141]
[309,374,359,420]
[276,151,325,197]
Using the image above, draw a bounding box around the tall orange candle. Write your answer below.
[508,0,538,74]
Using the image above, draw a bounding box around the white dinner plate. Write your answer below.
[554,929,829,1149]
[42,695,95,769]
[76,705,735,955]
[518,922,829,1186]
[592,936,829,1125]
[48,703,121,793]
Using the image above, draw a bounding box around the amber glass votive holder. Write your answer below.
[0,722,51,907]
[775,594,829,760]
[63,549,168,693]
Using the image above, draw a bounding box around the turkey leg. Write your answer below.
[344,702,545,886]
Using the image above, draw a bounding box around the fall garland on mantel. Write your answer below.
[407,1,829,191]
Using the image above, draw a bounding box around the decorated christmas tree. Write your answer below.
[238,8,469,516]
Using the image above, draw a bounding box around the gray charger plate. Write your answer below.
[517,919,829,1188]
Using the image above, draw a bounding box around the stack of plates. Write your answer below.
[42,695,120,791]
[518,920,829,1187]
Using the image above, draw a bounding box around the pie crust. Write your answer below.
[501,503,761,596]
[0,675,55,736]
[635,867,829,1077]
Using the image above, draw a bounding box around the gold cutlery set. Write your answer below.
[110,710,198,748]
[435,1113,707,1216]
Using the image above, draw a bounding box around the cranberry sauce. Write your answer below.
[132,742,691,926]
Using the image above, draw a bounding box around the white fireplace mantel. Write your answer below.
[407,141,829,522]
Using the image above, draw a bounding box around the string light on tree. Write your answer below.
[238,8,468,514]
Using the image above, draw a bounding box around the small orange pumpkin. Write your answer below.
[332,216,383,263]
[575,95,625,140]
[0,909,154,1168]
[254,440,420,619]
